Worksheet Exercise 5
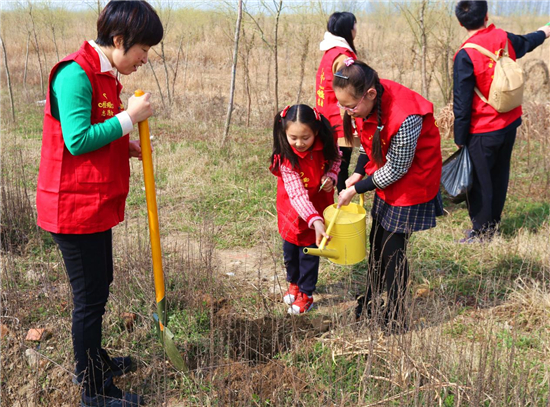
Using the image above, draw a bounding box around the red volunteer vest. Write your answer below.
[360,80,441,206]
[455,24,521,134]
[315,47,357,140]
[271,138,335,246]
[36,41,130,234]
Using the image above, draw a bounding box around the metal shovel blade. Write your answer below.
[152,313,187,372]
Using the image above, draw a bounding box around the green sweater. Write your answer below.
[51,61,123,156]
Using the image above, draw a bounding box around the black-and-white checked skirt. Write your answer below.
[371,192,444,233]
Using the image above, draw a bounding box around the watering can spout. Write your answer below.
[303,247,339,259]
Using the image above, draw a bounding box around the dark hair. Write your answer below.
[333,60,385,166]
[455,1,488,30]
[96,0,164,53]
[327,12,357,54]
[271,105,339,173]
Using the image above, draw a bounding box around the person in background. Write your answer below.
[334,59,442,332]
[453,0,550,243]
[35,1,163,406]
[270,105,341,315]
[315,11,360,193]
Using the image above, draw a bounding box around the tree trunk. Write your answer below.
[148,60,166,110]
[221,0,243,147]
[273,0,283,113]
[296,36,309,104]
[420,0,428,98]
[24,32,30,91]
[161,41,172,106]
[28,5,44,96]
[0,35,16,122]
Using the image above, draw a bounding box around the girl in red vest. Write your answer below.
[333,60,442,332]
[35,2,162,406]
[315,12,359,193]
[270,105,341,314]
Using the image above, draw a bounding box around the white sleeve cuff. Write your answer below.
[116,111,134,136]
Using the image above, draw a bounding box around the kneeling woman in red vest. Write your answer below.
[270,105,341,315]
[36,2,163,406]
[334,59,442,332]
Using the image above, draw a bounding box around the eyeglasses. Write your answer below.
[337,90,368,113]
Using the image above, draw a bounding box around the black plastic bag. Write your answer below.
[441,147,473,204]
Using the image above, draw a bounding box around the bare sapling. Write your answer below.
[24,32,30,91]
[239,25,255,127]
[0,34,16,121]
[295,34,309,104]
[399,0,434,99]
[245,0,284,114]
[272,0,283,113]
[26,2,45,96]
[222,0,243,147]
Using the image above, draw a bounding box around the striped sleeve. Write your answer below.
[280,164,323,228]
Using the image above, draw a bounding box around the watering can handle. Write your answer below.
[319,193,364,250]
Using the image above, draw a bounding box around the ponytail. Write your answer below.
[371,82,385,166]
[271,110,298,172]
[270,105,339,173]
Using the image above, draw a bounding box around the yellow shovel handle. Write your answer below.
[319,193,364,250]
[135,89,165,304]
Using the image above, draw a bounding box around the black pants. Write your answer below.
[283,240,319,296]
[52,230,116,396]
[337,146,353,194]
[359,219,410,321]
[467,128,517,234]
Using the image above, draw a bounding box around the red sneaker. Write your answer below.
[283,283,299,305]
[288,292,313,315]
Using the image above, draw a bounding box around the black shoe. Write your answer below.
[73,356,137,384]
[81,380,144,407]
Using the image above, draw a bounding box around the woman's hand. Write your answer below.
[345,172,363,189]
[129,140,142,160]
[127,93,153,124]
[338,186,357,208]
[320,176,335,192]
[313,219,329,247]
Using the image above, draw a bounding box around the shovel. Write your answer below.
[135,89,187,371]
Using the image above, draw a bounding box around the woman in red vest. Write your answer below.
[315,12,359,193]
[333,60,442,332]
[270,105,341,314]
[35,2,163,406]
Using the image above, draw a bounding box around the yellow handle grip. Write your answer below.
[135,89,165,303]
[319,207,339,250]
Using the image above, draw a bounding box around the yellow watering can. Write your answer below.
[303,194,366,265]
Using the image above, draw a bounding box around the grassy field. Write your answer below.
[1,2,550,406]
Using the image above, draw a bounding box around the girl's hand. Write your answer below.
[345,172,363,189]
[537,25,550,38]
[313,219,329,246]
[129,140,142,160]
[338,186,357,208]
[320,176,335,192]
[127,92,153,124]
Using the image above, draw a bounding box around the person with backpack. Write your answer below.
[453,1,550,243]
